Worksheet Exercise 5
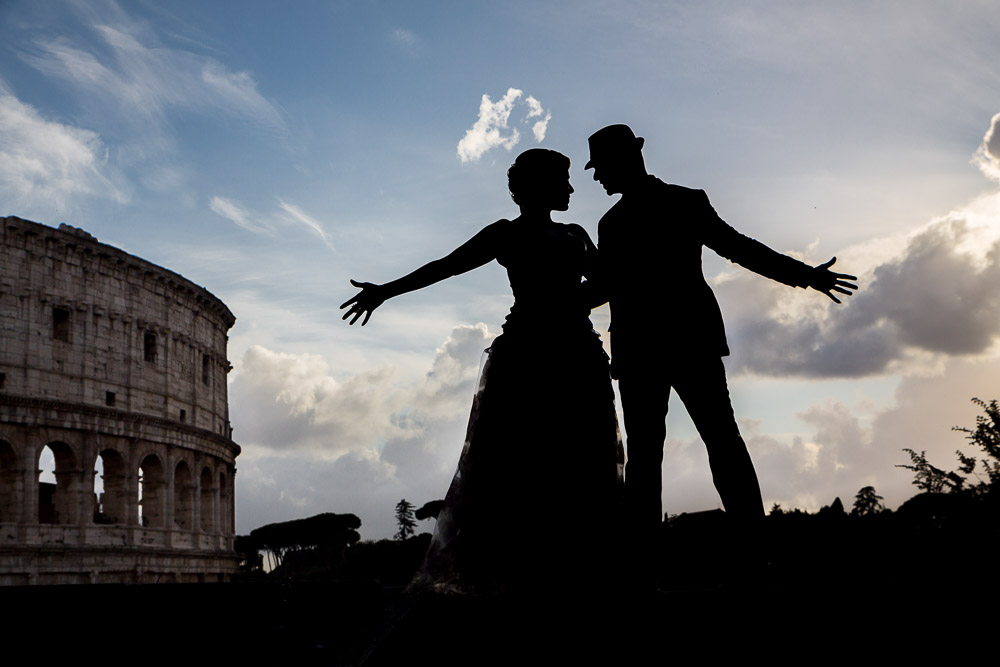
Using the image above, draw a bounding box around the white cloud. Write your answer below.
[524,95,551,142]
[456,88,552,162]
[0,83,126,211]
[277,200,335,252]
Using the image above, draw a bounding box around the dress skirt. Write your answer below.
[412,326,624,595]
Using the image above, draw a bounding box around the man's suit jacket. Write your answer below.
[597,175,813,377]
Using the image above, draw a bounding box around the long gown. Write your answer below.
[412,219,625,595]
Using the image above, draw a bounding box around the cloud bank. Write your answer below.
[230,324,495,536]
[720,191,1000,379]
[660,356,1000,516]
[456,88,551,162]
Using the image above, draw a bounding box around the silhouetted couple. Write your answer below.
[342,124,856,594]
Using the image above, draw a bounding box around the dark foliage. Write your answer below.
[248,512,361,571]
[394,499,417,540]
[898,398,1000,496]
[953,397,1000,490]
[851,486,885,516]
[342,533,433,586]
[415,499,445,521]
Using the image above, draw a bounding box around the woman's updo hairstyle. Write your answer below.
[507,149,571,208]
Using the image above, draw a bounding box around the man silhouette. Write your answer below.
[586,124,856,580]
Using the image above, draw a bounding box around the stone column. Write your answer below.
[21,440,39,544]
[192,464,202,543]
[164,453,175,547]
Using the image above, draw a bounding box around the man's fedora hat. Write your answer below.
[585,124,644,169]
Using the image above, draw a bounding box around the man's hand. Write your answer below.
[340,279,386,325]
[809,257,858,304]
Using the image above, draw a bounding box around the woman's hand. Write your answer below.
[340,279,386,325]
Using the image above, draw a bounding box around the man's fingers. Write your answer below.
[362,312,372,326]
[825,291,842,304]
[836,280,859,290]
[834,273,858,282]
[339,298,355,310]
[832,286,853,296]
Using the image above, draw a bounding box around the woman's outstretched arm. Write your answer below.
[340,221,504,325]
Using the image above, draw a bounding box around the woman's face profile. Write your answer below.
[547,169,573,212]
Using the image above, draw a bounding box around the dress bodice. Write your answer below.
[494,220,596,336]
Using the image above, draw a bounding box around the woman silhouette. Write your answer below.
[342,149,623,593]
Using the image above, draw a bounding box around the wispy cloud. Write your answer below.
[456,88,552,163]
[391,27,417,46]
[22,21,283,131]
[209,196,273,235]
[207,196,334,249]
[278,200,335,252]
[0,81,126,212]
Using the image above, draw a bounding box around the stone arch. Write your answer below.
[199,466,215,532]
[93,448,127,524]
[218,470,229,536]
[1,440,18,523]
[173,460,193,531]
[138,454,165,528]
[38,441,78,525]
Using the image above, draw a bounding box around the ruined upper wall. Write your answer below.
[0,216,236,437]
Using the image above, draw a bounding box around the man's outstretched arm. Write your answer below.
[807,257,857,304]
[700,190,858,302]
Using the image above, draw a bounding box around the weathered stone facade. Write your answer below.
[0,216,240,584]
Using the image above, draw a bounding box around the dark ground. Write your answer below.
[0,570,990,663]
[4,502,996,661]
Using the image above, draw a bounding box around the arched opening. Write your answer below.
[218,471,229,536]
[1,440,17,523]
[173,461,193,531]
[138,454,165,528]
[199,466,215,532]
[93,449,127,524]
[38,442,78,525]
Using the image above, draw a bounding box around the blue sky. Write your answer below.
[4,0,1000,538]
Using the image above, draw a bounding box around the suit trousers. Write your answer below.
[618,355,765,537]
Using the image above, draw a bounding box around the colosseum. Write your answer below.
[0,216,240,584]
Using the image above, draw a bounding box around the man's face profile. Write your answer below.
[590,158,624,196]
